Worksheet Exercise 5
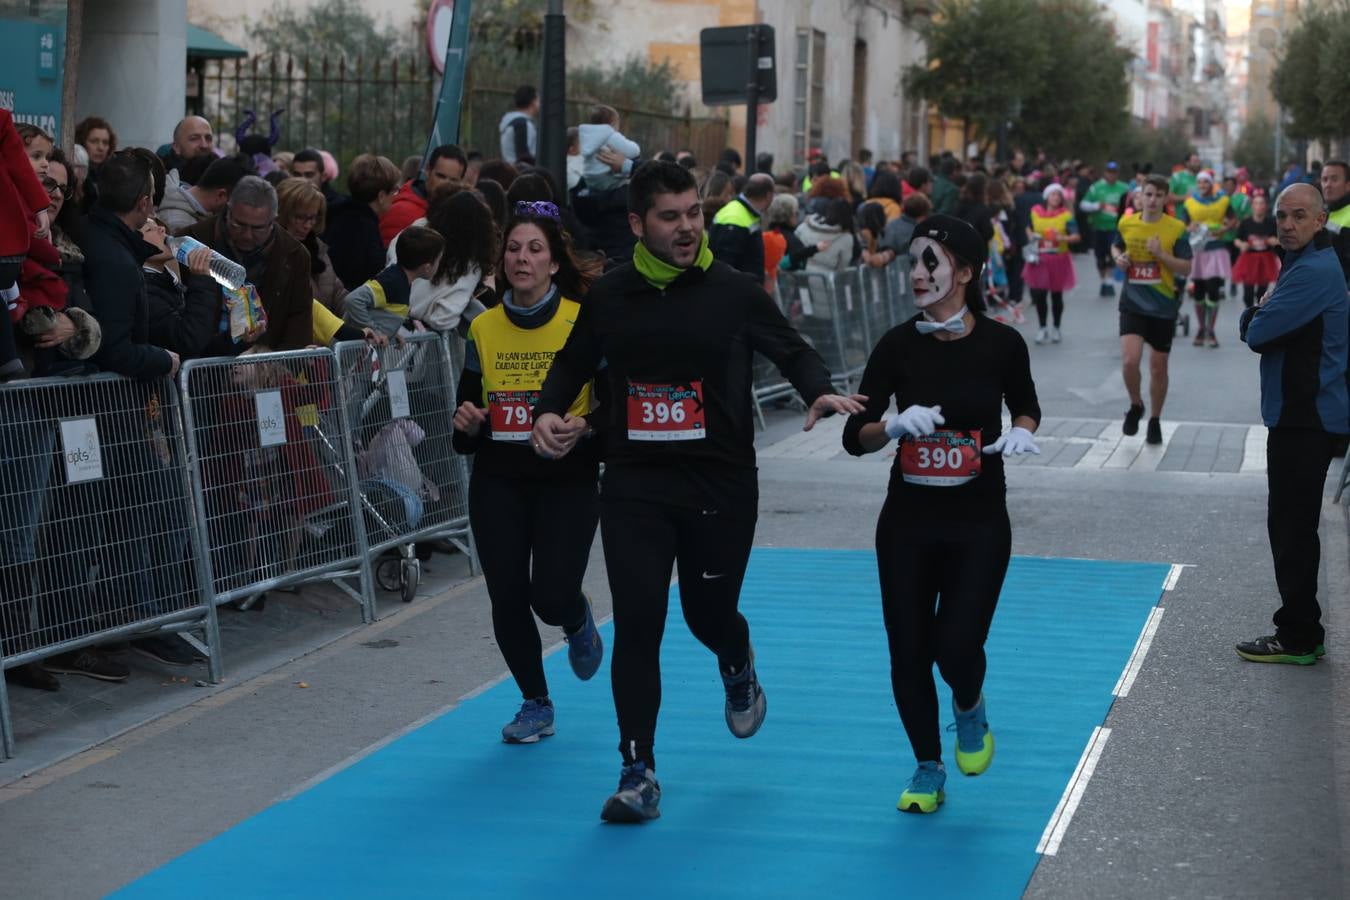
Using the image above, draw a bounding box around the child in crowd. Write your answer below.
[343,225,445,339]
[578,104,641,192]
[1,112,53,380]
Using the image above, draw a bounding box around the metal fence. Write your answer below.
[753,263,917,427]
[193,56,730,177]
[0,374,212,757]
[179,349,377,651]
[334,334,473,602]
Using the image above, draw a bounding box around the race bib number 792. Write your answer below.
[488,390,538,442]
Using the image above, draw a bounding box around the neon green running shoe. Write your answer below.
[1316,644,1327,659]
[1235,635,1317,666]
[952,694,995,776]
[898,761,946,814]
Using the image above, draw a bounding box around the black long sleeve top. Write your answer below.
[535,260,835,508]
[842,314,1041,509]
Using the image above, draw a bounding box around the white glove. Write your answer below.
[884,404,945,440]
[983,425,1040,456]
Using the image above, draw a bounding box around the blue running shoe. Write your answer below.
[501,698,555,744]
[951,694,995,775]
[600,762,661,823]
[721,645,767,738]
[898,761,946,814]
[565,593,604,681]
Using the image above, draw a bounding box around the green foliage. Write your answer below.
[246,0,419,60]
[1105,120,1194,175]
[464,1,678,113]
[1270,0,1350,144]
[1231,114,1293,184]
[906,0,1131,159]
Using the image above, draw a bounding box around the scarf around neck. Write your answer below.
[633,232,713,290]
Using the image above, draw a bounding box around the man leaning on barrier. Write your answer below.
[77,151,201,668]
[181,175,313,351]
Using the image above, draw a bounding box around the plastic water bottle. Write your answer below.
[166,235,246,290]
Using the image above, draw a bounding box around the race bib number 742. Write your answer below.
[627,380,706,441]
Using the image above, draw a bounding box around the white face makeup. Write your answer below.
[909,237,957,308]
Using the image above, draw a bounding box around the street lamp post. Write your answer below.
[539,0,568,204]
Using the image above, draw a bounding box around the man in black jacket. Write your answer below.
[78,152,200,667]
[83,153,179,380]
[708,172,774,279]
[532,161,864,824]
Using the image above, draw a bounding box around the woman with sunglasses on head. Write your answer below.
[452,200,607,744]
[843,215,1042,816]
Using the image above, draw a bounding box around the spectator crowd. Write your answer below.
[3,82,1349,698]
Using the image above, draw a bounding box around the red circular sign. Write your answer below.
[426,0,455,74]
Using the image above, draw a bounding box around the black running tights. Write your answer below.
[1030,290,1063,328]
[1241,283,1269,309]
[601,497,756,771]
[876,499,1012,763]
[1194,277,1225,305]
[469,473,598,700]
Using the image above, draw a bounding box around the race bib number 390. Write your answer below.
[899,430,982,486]
[488,390,538,442]
[626,380,706,441]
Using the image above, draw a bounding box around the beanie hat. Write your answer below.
[910,214,987,272]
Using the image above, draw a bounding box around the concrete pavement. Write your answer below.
[1,255,1346,898]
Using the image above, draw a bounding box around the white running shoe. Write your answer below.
[1050,326,1062,343]
[1034,327,1049,345]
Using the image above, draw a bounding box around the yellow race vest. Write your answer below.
[468,298,591,442]
[1117,213,1187,301]
[1182,193,1231,235]
[1030,207,1074,254]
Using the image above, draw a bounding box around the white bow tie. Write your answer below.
[915,307,969,335]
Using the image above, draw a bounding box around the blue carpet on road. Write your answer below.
[117,550,1169,900]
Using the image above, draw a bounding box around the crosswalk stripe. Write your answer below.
[757,414,1269,475]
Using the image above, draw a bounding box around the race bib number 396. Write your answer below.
[626,380,706,441]
[488,390,538,442]
[899,430,982,486]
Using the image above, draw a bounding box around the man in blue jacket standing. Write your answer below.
[1237,183,1349,665]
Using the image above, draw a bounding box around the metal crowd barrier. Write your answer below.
[0,373,212,757]
[753,262,916,428]
[334,333,474,604]
[179,348,377,657]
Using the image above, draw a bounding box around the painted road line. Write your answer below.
[1112,607,1165,699]
[1074,421,1123,469]
[1240,425,1268,473]
[1037,726,1112,856]
[1162,563,1192,592]
[1129,421,1182,471]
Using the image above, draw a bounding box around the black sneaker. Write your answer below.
[721,647,767,738]
[43,649,130,682]
[1123,404,1145,436]
[600,762,661,823]
[130,635,197,667]
[5,662,61,691]
[1236,635,1317,666]
[1146,417,1163,445]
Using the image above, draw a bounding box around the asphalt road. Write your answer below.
[1,256,1346,898]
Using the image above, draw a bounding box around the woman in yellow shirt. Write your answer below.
[1022,183,1081,344]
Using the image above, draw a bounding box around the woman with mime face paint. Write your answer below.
[842,215,1043,815]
